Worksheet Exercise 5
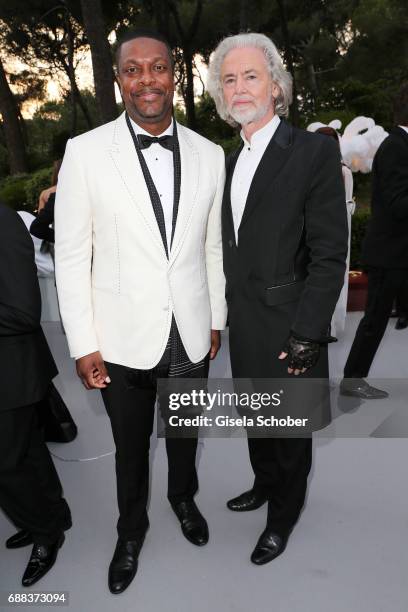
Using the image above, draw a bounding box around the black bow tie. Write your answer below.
[138,133,175,151]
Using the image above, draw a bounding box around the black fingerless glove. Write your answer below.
[281,334,320,371]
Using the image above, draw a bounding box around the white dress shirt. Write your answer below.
[130,117,174,250]
[231,114,281,244]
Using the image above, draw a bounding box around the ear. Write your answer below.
[271,81,281,99]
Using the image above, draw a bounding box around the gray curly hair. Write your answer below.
[207,32,293,124]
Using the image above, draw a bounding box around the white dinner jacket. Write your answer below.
[54,111,227,369]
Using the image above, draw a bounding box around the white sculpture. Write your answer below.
[307,116,388,173]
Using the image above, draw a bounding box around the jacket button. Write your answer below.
[228,240,233,247]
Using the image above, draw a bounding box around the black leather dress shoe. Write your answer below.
[6,530,33,549]
[108,536,145,595]
[171,500,209,546]
[227,489,267,512]
[250,528,288,565]
[22,534,65,587]
[340,378,389,399]
[395,316,408,330]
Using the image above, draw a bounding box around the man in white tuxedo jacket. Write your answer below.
[54,29,227,594]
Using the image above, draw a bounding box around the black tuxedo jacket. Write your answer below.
[361,127,408,268]
[0,204,57,411]
[222,119,348,378]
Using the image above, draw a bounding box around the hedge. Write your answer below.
[24,167,53,210]
[350,207,371,270]
[0,167,52,213]
[0,174,30,211]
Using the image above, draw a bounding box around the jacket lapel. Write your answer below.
[239,119,294,232]
[108,112,167,259]
[168,124,200,266]
[393,126,408,149]
[223,143,243,248]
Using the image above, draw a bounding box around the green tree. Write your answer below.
[0,0,93,135]
[0,57,28,173]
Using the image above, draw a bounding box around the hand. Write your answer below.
[210,330,221,360]
[38,185,57,211]
[278,334,320,375]
[76,351,111,389]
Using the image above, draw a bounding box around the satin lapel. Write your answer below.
[393,126,408,149]
[223,144,243,248]
[168,124,199,266]
[239,119,294,232]
[108,112,167,259]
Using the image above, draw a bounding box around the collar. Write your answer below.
[398,125,408,135]
[240,114,281,149]
[130,116,174,138]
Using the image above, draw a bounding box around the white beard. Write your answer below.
[229,104,267,125]
[228,87,274,125]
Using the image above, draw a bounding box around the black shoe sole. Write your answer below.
[6,535,33,549]
[227,500,267,512]
[250,545,287,565]
[340,389,388,399]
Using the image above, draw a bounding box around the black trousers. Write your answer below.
[395,280,408,317]
[344,267,408,377]
[248,437,312,535]
[0,403,72,546]
[101,358,209,541]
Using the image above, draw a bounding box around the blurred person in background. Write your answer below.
[315,126,355,337]
[393,283,408,329]
[30,160,62,246]
[28,158,77,442]
[340,83,408,398]
[0,203,72,587]
[17,210,54,277]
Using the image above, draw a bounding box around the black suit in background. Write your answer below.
[29,192,78,442]
[344,127,408,377]
[30,192,55,243]
[0,203,71,545]
[223,120,348,535]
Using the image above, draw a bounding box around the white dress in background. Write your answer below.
[331,164,355,337]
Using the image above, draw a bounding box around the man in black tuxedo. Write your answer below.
[0,203,71,586]
[340,83,408,398]
[208,33,348,564]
